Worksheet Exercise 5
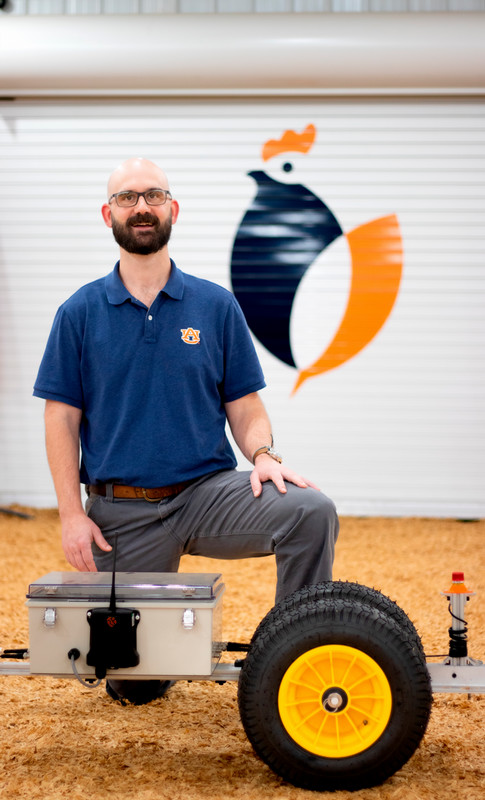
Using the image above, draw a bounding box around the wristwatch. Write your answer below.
[252,444,283,464]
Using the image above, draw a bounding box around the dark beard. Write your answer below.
[111,211,172,255]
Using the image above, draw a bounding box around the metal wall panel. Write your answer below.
[0,97,483,516]
[3,1,485,14]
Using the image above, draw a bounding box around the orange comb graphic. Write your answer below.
[292,215,403,393]
[262,124,316,162]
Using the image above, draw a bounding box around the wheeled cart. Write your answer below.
[1,572,484,792]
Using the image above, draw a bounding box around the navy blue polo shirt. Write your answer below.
[33,261,266,486]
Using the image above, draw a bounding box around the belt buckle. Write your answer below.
[141,488,160,502]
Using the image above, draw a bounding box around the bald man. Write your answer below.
[34,158,339,705]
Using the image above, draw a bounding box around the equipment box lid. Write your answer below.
[27,572,224,601]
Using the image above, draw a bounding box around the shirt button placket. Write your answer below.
[145,312,156,343]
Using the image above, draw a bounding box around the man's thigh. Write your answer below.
[87,470,336,576]
[87,473,273,570]
[174,470,329,560]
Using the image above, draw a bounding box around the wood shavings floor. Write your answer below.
[0,509,484,799]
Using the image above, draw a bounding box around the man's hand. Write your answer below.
[61,512,112,572]
[250,453,320,498]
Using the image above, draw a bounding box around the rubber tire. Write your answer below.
[251,581,424,654]
[238,598,432,791]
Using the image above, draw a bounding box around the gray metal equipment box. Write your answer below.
[27,572,224,679]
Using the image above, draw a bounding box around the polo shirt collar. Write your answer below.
[163,260,184,300]
[105,259,184,305]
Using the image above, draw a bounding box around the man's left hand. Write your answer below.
[250,453,320,497]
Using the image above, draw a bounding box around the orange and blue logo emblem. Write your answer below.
[230,124,403,393]
[181,328,201,345]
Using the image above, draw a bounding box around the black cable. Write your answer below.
[0,648,28,659]
[68,649,102,689]
[424,654,449,659]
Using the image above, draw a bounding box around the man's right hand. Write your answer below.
[61,513,112,572]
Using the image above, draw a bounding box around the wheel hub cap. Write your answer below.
[278,644,393,758]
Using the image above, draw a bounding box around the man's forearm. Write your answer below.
[44,400,111,571]
[225,391,316,496]
[44,400,84,519]
[225,392,273,465]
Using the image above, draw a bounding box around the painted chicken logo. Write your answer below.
[230,124,403,393]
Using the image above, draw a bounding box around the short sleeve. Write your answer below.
[220,295,266,403]
[33,306,84,409]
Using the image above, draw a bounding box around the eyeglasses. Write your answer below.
[108,188,172,207]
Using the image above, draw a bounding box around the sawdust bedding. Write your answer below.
[0,508,484,800]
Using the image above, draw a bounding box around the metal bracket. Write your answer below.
[182,609,196,629]
[427,662,485,693]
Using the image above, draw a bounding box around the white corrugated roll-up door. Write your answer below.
[0,97,484,516]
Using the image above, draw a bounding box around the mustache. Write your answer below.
[128,213,160,227]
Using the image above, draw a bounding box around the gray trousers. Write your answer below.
[88,469,339,604]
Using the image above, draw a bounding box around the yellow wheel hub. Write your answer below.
[278,644,392,758]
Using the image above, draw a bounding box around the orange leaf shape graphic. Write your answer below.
[292,215,403,393]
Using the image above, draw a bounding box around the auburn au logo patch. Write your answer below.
[181,327,200,345]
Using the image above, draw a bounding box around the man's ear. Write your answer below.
[101,203,112,228]
[171,199,180,225]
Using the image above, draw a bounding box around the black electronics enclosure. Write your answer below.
[86,536,140,679]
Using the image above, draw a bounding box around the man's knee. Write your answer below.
[305,488,337,520]
[295,486,337,522]
[277,486,339,546]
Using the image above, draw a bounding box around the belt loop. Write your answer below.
[106,483,114,502]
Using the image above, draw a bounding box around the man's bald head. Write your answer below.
[107,158,170,198]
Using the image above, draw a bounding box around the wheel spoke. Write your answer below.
[282,699,322,712]
[347,668,383,692]
[303,655,329,688]
[286,677,325,694]
[339,653,358,686]
[350,707,387,726]
[342,709,366,742]
[352,693,388,702]
[334,714,342,753]
[294,706,324,732]
[314,710,330,745]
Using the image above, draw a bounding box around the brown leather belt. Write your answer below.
[87,480,195,502]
